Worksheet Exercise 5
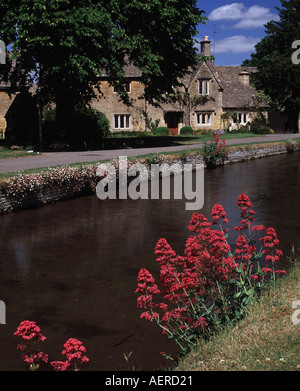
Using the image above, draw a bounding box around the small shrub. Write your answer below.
[180,126,193,135]
[250,118,272,134]
[238,125,250,133]
[43,106,110,145]
[110,130,150,138]
[153,127,170,136]
[202,133,228,168]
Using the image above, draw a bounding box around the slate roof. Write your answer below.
[117,60,266,109]
[209,64,264,108]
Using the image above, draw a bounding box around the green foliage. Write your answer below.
[220,111,238,128]
[180,126,193,135]
[43,106,109,145]
[109,130,151,138]
[238,125,250,133]
[144,116,160,133]
[250,119,273,134]
[153,126,170,136]
[242,0,300,131]
[0,0,207,136]
[202,133,228,167]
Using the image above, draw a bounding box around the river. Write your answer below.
[0,152,299,371]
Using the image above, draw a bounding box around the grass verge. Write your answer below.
[174,250,300,372]
[0,146,37,159]
[0,139,299,180]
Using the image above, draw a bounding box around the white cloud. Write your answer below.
[209,3,245,21]
[214,35,260,53]
[209,3,279,29]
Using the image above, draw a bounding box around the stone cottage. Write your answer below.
[93,36,267,135]
[0,36,267,139]
[0,81,15,139]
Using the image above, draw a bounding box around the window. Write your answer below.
[114,114,131,130]
[113,81,131,93]
[198,79,210,95]
[196,112,212,126]
[238,113,248,124]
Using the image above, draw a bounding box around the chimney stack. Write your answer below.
[239,70,250,85]
[200,36,211,57]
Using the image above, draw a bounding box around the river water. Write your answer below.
[0,152,299,371]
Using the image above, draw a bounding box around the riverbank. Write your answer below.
[0,139,300,214]
[1,133,300,174]
[174,250,300,372]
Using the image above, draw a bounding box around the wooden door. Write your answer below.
[165,112,181,135]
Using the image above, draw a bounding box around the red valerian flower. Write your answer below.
[14,320,48,370]
[252,225,265,232]
[261,267,273,273]
[234,194,256,231]
[260,227,283,262]
[191,317,207,329]
[236,193,252,210]
[135,193,284,356]
[14,320,46,343]
[274,270,286,275]
[51,338,89,371]
[211,204,229,225]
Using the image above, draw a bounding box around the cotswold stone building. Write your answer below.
[0,82,15,139]
[0,36,267,139]
[93,36,267,135]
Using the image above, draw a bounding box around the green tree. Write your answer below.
[242,0,300,132]
[0,0,207,142]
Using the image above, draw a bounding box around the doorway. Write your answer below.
[164,112,182,135]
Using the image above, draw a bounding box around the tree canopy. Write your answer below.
[0,0,207,138]
[242,0,300,131]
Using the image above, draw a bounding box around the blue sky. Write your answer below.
[196,0,282,65]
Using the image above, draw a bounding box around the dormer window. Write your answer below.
[198,79,210,95]
[113,81,131,93]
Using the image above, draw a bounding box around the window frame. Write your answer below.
[113,81,131,94]
[196,112,213,126]
[114,114,131,130]
[198,79,210,95]
[238,113,248,124]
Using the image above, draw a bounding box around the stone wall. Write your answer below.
[0,142,299,214]
[0,90,16,137]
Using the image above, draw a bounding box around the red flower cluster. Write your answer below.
[260,227,283,263]
[51,338,89,371]
[15,321,89,371]
[14,320,48,370]
[234,194,255,231]
[202,133,228,167]
[136,194,285,353]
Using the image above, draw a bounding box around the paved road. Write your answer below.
[0,134,300,174]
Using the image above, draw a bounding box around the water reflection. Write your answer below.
[0,152,299,371]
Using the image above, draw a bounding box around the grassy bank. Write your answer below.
[0,146,37,159]
[175,250,300,372]
[0,139,299,181]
